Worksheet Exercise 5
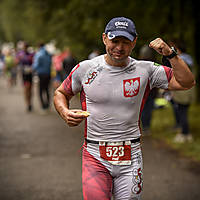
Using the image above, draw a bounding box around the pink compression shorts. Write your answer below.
[82,142,143,200]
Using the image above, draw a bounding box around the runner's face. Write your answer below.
[103,33,136,66]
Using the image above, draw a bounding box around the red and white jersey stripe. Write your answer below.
[62,55,172,142]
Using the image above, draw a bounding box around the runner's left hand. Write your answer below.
[149,38,172,56]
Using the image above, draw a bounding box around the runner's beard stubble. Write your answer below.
[107,50,130,66]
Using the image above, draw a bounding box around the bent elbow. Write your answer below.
[182,79,196,90]
[190,79,196,88]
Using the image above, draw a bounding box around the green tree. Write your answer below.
[0,0,199,100]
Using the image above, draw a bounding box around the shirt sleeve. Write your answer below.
[62,64,82,96]
[149,62,173,89]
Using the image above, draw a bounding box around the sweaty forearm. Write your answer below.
[54,90,87,127]
[53,90,70,120]
[170,56,195,88]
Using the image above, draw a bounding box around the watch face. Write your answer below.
[171,47,178,54]
[166,47,178,59]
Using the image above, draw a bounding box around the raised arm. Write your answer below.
[149,38,195,90]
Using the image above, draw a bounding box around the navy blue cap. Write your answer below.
[105,17,137,41]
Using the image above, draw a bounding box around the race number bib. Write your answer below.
[99,141,131,165]
[24,65,32,74]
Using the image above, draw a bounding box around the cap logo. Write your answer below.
[115,21,128,29]
[107,32,115,40]
[105,17,137,41]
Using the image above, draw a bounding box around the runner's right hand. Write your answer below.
[62,109,89,127]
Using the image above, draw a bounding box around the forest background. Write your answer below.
[0,0,199,100]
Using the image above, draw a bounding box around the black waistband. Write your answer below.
[85,138,140,145]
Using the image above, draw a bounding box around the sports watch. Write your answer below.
[165,47,178,59]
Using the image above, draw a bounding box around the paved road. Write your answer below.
[0,75,200,200]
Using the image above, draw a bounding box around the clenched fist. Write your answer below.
[149,38,172,56]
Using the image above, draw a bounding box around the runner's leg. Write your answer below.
[113,149,143,200]
[38,75,46,109]
[82,148,113,200]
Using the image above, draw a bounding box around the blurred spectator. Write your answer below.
[88,49,100,60]
[163,39,194,143]
[3,47,17,87]
[139,45,158,135]
[0,50,5,76]
[62,48,78,78]
[16,43,34,112]
[52,50,63,89]
[33,43,52,114]
[52,47,70,90]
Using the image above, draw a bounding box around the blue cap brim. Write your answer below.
[107,31,135,41]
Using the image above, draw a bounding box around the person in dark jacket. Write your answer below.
[139,45,158,135]
[33,43,52,112]
[62,49,77,79]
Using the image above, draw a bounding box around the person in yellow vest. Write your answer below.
[4,48,17,87]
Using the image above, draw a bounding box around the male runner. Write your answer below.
[54,17,195,199]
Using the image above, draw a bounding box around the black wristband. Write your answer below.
[165,47,178,59]
[162,56,172,68]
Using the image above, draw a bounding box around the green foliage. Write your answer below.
[0,0,199,86]
[0,0,196,54]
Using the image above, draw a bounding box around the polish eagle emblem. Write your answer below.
[123,77,140,97]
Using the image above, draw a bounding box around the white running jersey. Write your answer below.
[62,55,172,142]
